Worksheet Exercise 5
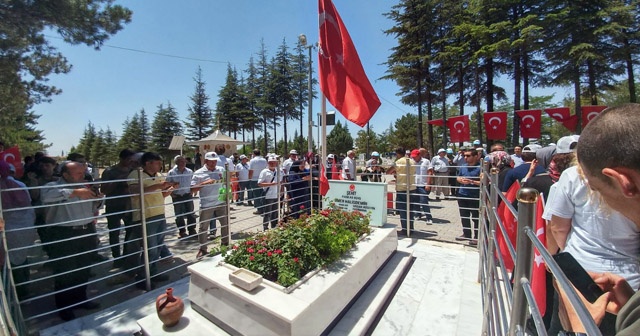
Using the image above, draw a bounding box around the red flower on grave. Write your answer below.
[249,256,255,261]
[232,245,238,250]
[267,251,273,257]
[247,248,254,253]
[293,257,299,263]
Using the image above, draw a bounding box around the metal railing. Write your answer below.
[0,158,482,335]
[477,162,602,336]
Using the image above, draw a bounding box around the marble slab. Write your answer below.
[187,225,398,336]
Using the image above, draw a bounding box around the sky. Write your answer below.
[36,0,570,156]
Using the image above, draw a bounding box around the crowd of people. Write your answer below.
[4,102,640,334]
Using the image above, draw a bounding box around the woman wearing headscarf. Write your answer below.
[487,150,513,191]
[287,160,311,218]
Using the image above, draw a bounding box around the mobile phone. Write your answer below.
[553,252,605,303]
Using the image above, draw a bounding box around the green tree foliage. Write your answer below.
[75,122,97,162]
[326,121,354,155]
[184,67,214,141]
[244,57,261,149]
[255,40,274,154]
[0,0,131,155]
[117,110,148,152]
[268,39,296,154]
[151,102,183,159]
[216,64,244,137]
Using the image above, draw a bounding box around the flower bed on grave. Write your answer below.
[223,204,371,287]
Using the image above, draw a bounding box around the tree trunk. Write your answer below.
[283,110,288,154]
[475,64,483,145]
[416,62,423,148]
[624,37,637,103]
[574,68,583,133]
[513,51,522,145]
[485,58,494,113]
[523,49,530,110]
[587,60,598,105]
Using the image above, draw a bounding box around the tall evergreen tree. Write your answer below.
[244,57,261,149]
[215,64,243,137]
[184,67,214,141]
[75,122,97,162]
[255,39,274,154]
[151,102,183,159]
[326,121,354,155]
[268,39,296,154]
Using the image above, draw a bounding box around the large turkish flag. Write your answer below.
[318,0,381,127]
[581,105,607,128]
[0,146,23,178]
[446,115,470,143]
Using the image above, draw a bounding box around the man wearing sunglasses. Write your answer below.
[455,149,482,245]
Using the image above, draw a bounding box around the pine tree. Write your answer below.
[184,67,214,141]
[327,121,354,155]
[244,57,261,149]
[151,102,183,160]
[75,122,97,162]
[269,39,296,154]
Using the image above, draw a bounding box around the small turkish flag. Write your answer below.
[516,109,542,138]
[496,180,520,272]
[484,112,508,140]
[427,119,445,127]
[0,146,23,178]
[545,107,578,132]
[581,105,607,128]
[531,196,547,316]
[446,115,470,143]
[319,163,330,196]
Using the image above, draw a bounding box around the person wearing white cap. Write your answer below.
[430,148,450,199]
[282,149,299,176]
[326,154,339,180]
[501,144,545,192]
[191,151,229,259]
[363,151,383,182]
[234,155,250,205]
[248,149,268,213]
[341,150,356,181]
[166,155,197,238]
[258,155,284,230]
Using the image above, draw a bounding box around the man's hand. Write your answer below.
[72,187,102,200]
[592,272,635,314]
[555,278,610,332]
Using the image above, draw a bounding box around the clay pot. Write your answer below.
[156,287,184,327]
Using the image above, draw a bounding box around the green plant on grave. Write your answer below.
[223,203,371,287]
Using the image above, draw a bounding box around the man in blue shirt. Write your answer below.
[455,149,482,245]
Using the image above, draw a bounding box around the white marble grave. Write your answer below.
[187,226,398,336]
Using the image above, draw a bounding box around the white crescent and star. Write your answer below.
[488,116,502,130]
[453,121,465,133]
[319,11,344,64]
[521,115,536,128]
[534,227,545,267]
[3,153,15,162]
[552,113,564,119]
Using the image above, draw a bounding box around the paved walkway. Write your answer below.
[41,239,481,336]
[23,181,479,334]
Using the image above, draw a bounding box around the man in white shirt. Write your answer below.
[510,145,524,167]
[191,152,229,259]
[234,154,250,205]
[258,156,284,230]
[166,155,197,238]
[248,149,268,214]
[430,148,450,199]
[282,149,298,176]
[415,148,434,223]
[341,150,356,181]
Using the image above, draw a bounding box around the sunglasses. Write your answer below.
[463,154,476,157]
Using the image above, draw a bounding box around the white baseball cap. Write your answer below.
[289,149,298,155]
[327,154,335,159]
[437,148,446,154]
[555,135,579,154]
[268,155,279,162]
[204,152,218,161]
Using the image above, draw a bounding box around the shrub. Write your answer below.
[223,204,371,287]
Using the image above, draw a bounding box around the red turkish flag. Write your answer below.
[319,163,330,196]
[516,109,542,138]
[545,107,578,132]
[531,196,547,316]
[0,146,23,178]
[496,180,520,272]
[581,105,607,128]
[427,119,445,127]
[446,115,470,143]
[318,0,381,127]
[484,112,508,140]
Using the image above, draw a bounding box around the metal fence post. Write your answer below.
[0,189,25,335]
[225,162,231,245]
[137,169,151,291]
[508,187,539,335]
[405,158,411,237]
[277,161,282,224]
[480,167,500,336]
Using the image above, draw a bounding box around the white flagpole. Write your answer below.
[321,95,327,163]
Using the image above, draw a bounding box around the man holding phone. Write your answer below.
[558,104,640,335]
